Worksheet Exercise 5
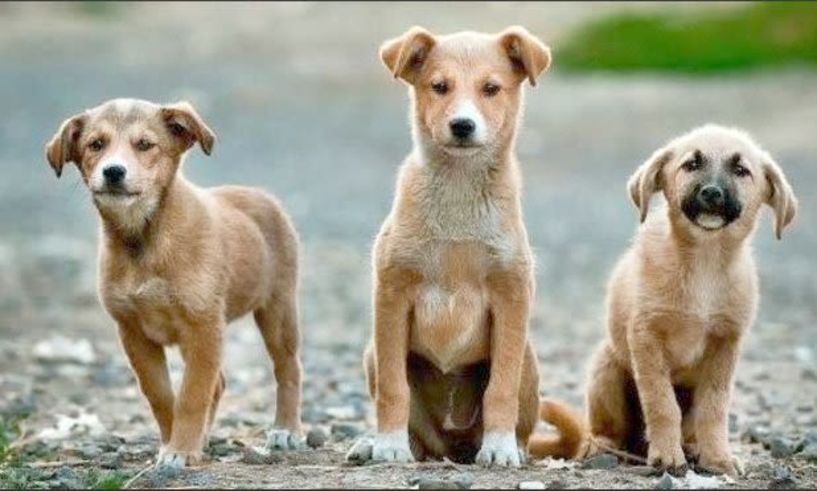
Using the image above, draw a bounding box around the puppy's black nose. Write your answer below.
[698,185,725,207]
[103,165,126,185]
[450,118,476,139]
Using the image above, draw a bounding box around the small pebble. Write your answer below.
[307,427,329,448]
[517,481,545,490]
[655,472,674,490]
[799,443,817,463]
[741,426,771,446]
[240,446,282,465]
[331,422,364,440]
[769,436,801,458]
[769,465,798,489]
[580,453,618,470]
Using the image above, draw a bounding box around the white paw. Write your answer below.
[372,430,414,463]
[265,428,306,451]
[155,448,189,472]
[476,431,523,467]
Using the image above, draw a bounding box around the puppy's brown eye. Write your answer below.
[431,81,448,95]
[88,139,105,152]
[733,164,751,177]
[482,82,500,97]
[135,139,155,152]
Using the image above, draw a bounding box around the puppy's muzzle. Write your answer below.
[682,183,742,229]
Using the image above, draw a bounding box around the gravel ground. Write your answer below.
[0,3,815,489]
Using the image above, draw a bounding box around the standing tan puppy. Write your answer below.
[536,125,798,475]
[45,99,304,469]
[358,26,562,467]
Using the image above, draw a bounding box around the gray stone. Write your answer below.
[655,473,674,490]
[769,465,798,489]
[307,427,329,448]
[78,442,102,459]
[54,466,82,488]
[769,436,802,458]
[99,452,123,469]
[209,443,234,457]
[240,446,282,465]
[741,425,771,446]
[580,452,618,470]
[799,443,817,463]
[546,480,568,489]
[330,421,364,440]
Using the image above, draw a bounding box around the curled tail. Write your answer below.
[527,398,587,460]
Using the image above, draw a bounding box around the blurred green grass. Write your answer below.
[558,2,817,74]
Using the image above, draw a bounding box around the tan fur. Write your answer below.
[366,27,552,466]
[533,125,798,475]
[45,99,303,467]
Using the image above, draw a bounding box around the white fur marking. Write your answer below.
[475,431,522,467]
[452,99,487,144]
[372,430,413,463]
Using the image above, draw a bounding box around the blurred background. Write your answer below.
[0,2,815,488]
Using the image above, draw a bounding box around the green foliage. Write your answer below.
[0,411,129,489]
[558,3,817,74]
[83,469,129,490]
[0,414,26,466]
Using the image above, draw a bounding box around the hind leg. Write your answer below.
[255,293,304,450]
[682,405,698,462]
[586,343,633,454]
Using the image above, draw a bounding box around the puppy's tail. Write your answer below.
[527,398,587,460]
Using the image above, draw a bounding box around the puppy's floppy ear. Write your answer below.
[379,26,436,83]
[161,101,216,155]
[45,113,87,178]
[499,26,551,86]
[762,154,797,240]
[628,145,674,223]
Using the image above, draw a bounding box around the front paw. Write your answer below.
[648,442,687,476]
[155,446,201,471]
[371,430,414,463]
[265,428,306,451]
[475,431,523,467]
[698,452,742,476]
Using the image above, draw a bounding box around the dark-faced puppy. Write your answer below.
[45,99,304,469]
[535,125,798,476]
